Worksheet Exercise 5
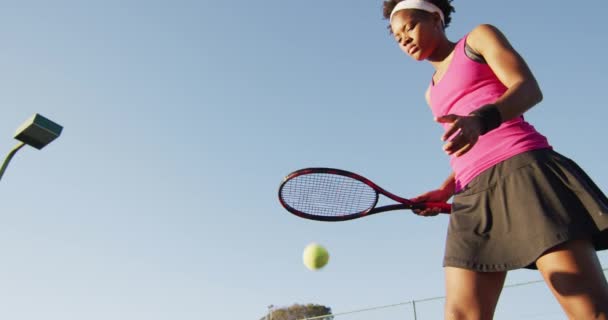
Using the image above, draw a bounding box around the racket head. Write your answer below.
[278,168,380,221]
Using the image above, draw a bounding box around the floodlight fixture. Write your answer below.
[0,114,63,182]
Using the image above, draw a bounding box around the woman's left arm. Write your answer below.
[468,24,543,121]
[438,24,544,157]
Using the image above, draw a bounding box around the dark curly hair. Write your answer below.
[382,0,455,29]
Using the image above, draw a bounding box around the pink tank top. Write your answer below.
[429,36,551,192]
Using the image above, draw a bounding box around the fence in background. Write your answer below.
[292,268,608,320]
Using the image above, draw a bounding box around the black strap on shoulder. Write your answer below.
[464,42,486,64]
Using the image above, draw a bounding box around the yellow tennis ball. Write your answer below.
[302,243,329,271]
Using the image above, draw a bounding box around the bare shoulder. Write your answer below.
[466,24,513,53]
[468,24,505,41]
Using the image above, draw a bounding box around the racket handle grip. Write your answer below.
[419,202,452,214]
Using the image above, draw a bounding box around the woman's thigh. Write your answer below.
[536,238,608,319]
[444,267,507,320]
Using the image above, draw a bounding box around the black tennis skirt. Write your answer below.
[444,148,608,272]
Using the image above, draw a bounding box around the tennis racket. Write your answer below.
[278,167,451,222]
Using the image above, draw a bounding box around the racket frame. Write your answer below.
[278,167,451,221]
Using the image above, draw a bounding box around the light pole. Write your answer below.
[0,113,63,181]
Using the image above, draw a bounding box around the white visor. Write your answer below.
[390,0,445,26]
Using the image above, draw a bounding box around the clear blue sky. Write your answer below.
[0,1,606,319]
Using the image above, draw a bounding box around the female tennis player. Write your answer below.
[383,0,608,318]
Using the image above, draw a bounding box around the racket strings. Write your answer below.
[281,173,377,217]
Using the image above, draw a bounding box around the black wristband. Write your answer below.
[470,104,502,135]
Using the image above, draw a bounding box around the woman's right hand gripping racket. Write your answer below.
[278,167,451,222]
